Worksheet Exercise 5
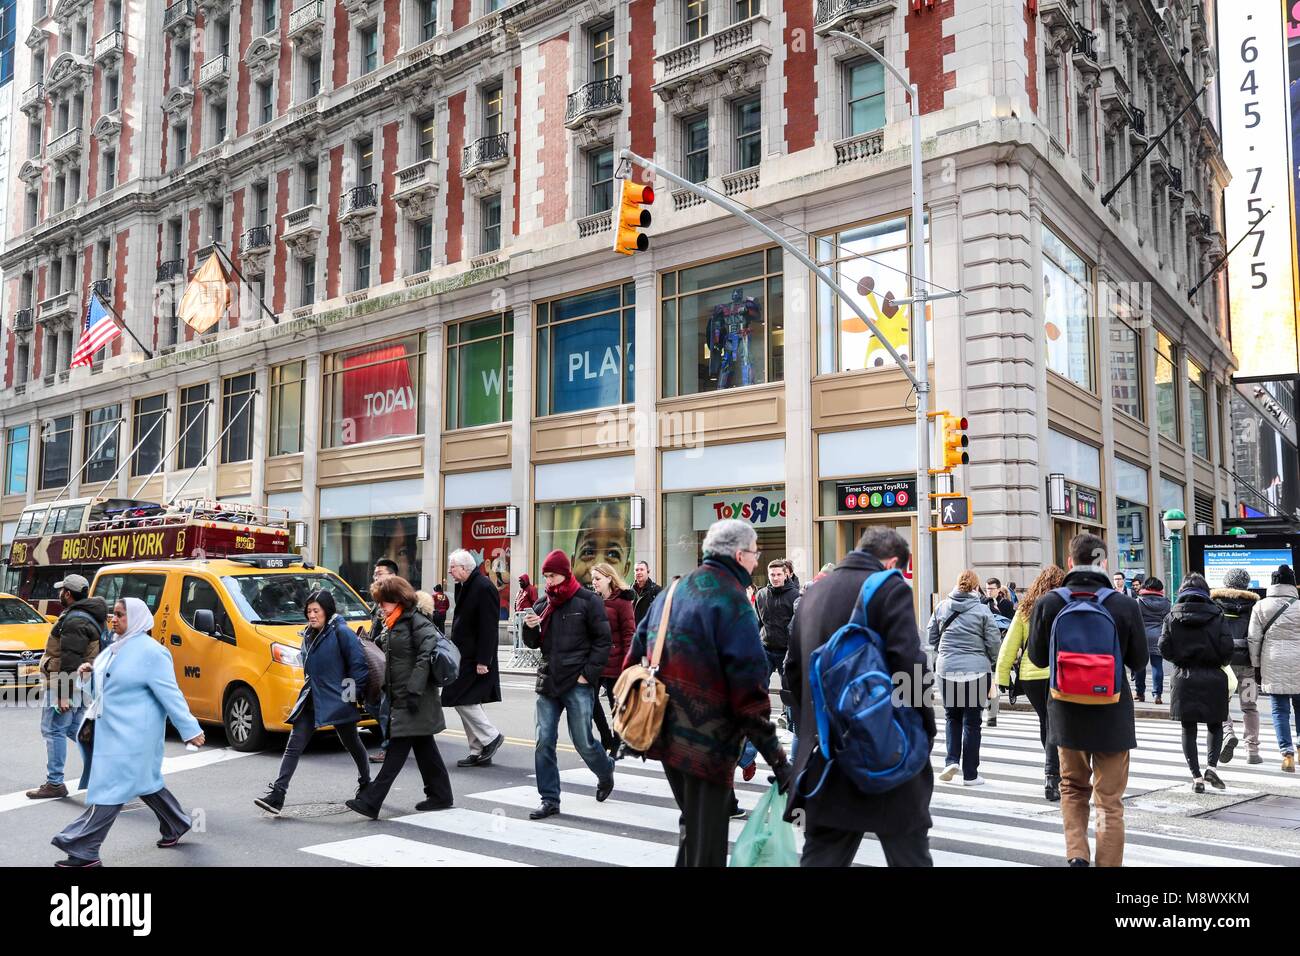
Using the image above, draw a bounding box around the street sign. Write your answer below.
[934,495,971,529]
[835,477,915,514]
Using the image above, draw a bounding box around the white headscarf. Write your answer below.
[116,596,154,644]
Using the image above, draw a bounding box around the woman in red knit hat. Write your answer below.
[519,549,617,819]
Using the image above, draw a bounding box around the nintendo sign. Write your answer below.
[471,519,507,539]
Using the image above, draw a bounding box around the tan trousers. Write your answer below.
[1058,748,1129,867]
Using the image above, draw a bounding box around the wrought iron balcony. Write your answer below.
[289,0,326,39]
[814,0,897,32]
[91,278,112,301]
[1129,106,1146,137]
[340,183,378,217]
[242,224,272,249]
[565,77,623,128]
[198,53,230,90]
[461,133,510,175]
[12,309,34,334]
[1073,24,1096,60]
[157,258,185,282]
[1169,166,1183,194]
[163,0,195,30]
[20,82,44,115]
[93,30,124,64]
[47,127,84,162]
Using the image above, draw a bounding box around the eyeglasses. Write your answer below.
[739,549,759,556]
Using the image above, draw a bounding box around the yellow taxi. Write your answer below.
[0,593,54,688]
[89,554,375,751]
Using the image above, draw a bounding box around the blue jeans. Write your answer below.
[1134,653,1164,697]
[535,683,614,806]
[739,650,789,770]
[1271,694,1300,755]
[41,703,86,786]
[941,676,987,781]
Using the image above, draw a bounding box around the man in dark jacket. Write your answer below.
[1136,577,1171,704]
[1213,567,1261,764]
[442,550,504,768]
[626,520,791,866]
[521,550,615,819]
[784,528,935,866]
[1027,533,1147,867]
[28,574,106,800]
[632,561,661,625]
[756,560,799,726]
[983,577,1015,618]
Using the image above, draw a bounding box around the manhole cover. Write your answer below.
[277,802,351,819]
[1199,794,1300,830]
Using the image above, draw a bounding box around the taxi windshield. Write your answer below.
[0,598,46,625]
[220,573,371,625]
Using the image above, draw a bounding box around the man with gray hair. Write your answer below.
[440,549,504,767]
[625,518,792,866]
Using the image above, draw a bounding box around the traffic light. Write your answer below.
[942,413,969,469]
[613,179,654,255]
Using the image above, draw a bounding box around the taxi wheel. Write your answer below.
[223,687,267,753]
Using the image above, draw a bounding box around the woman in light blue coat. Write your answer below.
[51,597,204,867]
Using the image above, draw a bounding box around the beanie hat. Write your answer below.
[1222,568,1252,590]
[1273,565,1296,586]
[542,549,573,577]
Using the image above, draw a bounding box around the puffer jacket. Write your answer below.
[377,592,447,738]
[1159,593,1233,724]
[40,596,108,686]
[601,589,636,680]
[287,613,369,729]
[927,588,1001,678]
[1212,588,1259,668]
[1249,583,1300,695]
[995,608,1049,686]
[1137,591,1171,654]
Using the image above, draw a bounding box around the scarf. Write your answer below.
[539,574,582,639]
[384,605,403,631]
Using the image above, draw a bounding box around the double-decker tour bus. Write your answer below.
[3,497,291,613]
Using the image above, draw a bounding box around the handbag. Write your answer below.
[357,631,386,705]
[612,579,679,753]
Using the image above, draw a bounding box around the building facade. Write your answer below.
[0,0,1260,610]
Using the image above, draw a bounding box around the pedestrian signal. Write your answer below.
[613,179,654,255]
[942,414,969,469]
[936,495,971,528]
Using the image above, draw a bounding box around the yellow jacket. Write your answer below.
[995,609,1050,685]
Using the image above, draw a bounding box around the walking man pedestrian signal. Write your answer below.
[935,495,971,528]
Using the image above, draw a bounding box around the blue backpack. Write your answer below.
[796,569,929,797]
[1047,586,1123,704]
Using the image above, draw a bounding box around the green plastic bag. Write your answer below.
[729,783,799,867]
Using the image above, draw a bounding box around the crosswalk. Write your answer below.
[298,709,1300,867]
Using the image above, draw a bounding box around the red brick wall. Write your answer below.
[535,34,571,228]
[512,66,521,237]
[152,223,164,348]
[325,145,345,298]
[32,268,48,378]
[384,0,402,60]
[379,122,399,281]
[161,32,172,174]
[332,1,351,89]
[229,194,245,328]
[277,0,293,113]
[905,0,956,114]
[628,0,655,159]
[783,0,816,151]
[452,0,470,31]
[272,169,291,313]
[236,1,253,136]
[80,246,94,358]
[1024,1,1038,113]
[119,9,137,180]
[445,91,466,264]
[185,209,201,341]
[112,231,129,356]
[191,9,206,159]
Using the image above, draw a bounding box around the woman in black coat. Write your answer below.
[255,590,370,815]
[1159,573,1234,793]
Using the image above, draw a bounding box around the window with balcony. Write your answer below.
[356,137,374,186]
[591,22,614,80]
[845,58,884,137]
[536,284,634,414]
[262,0,277,33]
[483,83,503,138]
[177,385,210,470]
[1042,223,1094,391]
[588,147,614,214]
[84,405,121,484]
[97,240,111,279]
[734,96,760,170]
[323,334,426,447]
[417,112,436,160]
[1188,359,1210,459]
[419,0,437,41]
[1155,330,1179,442]
[253,181,269,226]
[359,27,377,75]
[1110,313,1142,420]
[220,373,255,463]
[4,426,30,496]
[38,416,73,490]
[353,240,371,290]
[684,0,708,41]
[258,80,273,126]
[683,114,708,183]
[269,361,305,457]
[302,161,319,206]
[480,195,502,253]
[306,53,321,98]
[735,0,758,19]
[299,257,317,307]
[446,312,514,429]
[215,16,230,56]
[414,219,433,273]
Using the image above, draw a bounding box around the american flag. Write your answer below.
[69,290,121,368]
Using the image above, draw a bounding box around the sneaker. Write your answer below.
[729,805,747,820]
[1191,778,1205,794]
[777,715,788,731]
[456,754,484,768]
[55,856,101,868]
[1203,768,1226,790]
[741,762,757,782]
[414,798,453,811]
[939,763,960,782]
[345,798,380,820]
[156,829,189,849]
[1248,753,1264,765]
[26,782,68,800]
[528,802,560,820]
[253,787,285,815]
[1283,753,1296,773]
[1220,736,1238,764]
[1067,858,1090,867]
[479,733,506,762]
[962,776,986,787]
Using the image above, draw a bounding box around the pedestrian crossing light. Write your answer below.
[613,179,654,255]
[942,413,970,469]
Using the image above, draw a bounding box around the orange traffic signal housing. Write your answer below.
[942,414,970,469]
[613,180,654,255]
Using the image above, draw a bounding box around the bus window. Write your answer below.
[15,509,48,536]
[52,506,86,535]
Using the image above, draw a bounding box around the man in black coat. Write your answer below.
[784,528,936,867]
[1027,533,1147,868]
[632,561,661,625]
[441,550,504,768]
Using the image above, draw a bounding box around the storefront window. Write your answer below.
[815,215,931,374]
[443,507,511,619]
[1110,315,1142,420]
[1042,224,1094,391]
[1116,498,1149,581]
[536,286,634,416]
[38,416,73,490]
[446,312,514,429]
[320,514,422,594]
[269,361,304,457]
[4,425,30,495]
[663,485,785,588]
[221,373,255,464]
[83,405,120,485]
[661,249,783,397]
[323,333,425,447]
[1159,476,1184,514]
[131,395,167,477]
[1188,359,1210,459]
[534,498,631,587]
[1155,331,1179,442]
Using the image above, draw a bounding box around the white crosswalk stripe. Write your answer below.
[294,711,1296,867]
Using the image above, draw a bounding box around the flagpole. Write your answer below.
[212,240,280,325]
[93,288,154,359]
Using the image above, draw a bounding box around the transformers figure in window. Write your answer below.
[706,288,763,389]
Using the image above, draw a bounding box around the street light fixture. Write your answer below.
[1162,508,1187,592]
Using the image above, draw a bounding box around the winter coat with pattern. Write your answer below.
[1159,594,1233,724]
[1249,584,1300,695]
